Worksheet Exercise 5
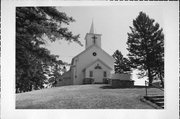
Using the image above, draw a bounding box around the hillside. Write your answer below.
[16,84,163,109]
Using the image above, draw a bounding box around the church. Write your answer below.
[56,22,114,86]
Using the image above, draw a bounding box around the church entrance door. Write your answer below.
[94,69,103,83]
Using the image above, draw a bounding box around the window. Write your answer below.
[89,71,93,77]
[104,71,107,77]
[92,52,97,56]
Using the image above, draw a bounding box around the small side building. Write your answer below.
[110,72,134,88]
[55,70,73,86]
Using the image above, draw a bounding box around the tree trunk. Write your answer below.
[160,78,164,88]
[159,72,164,88]
[148,68,153,86]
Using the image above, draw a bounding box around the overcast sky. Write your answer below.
[44,4,166,85]
[45,5,164,64]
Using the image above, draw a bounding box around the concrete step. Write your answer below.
[144,95,164,109]
[150,98,164,103]
[144,96,164,99]
[155,102,164,107]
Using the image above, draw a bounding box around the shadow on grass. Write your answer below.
[100,85,148,89]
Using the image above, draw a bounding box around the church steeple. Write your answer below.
[85,21,102,49]
[89,21,94,34]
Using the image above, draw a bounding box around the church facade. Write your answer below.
[56,22,114,86]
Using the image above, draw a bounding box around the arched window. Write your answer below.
[104,71,107,77]
[89,71,93,77]
[95,64,101,69]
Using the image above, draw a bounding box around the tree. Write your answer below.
[112,50,131,73]
[127,11,164,86]
[45,60,63,87]
[16,7,81,93]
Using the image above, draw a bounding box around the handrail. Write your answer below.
[145,80,164,96]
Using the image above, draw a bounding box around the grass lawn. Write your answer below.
[16,84,163,109]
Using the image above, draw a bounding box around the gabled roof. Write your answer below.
[70,45,95,66]
[83,59,113,71]
[71,44,114,67]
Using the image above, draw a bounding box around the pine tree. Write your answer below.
[16,7,81,93]
[112,50,130,73]
[127,12,164,86]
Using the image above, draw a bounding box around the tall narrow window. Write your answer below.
[104,71,107,77]
[89,71,93,77]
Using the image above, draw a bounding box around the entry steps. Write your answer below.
[144,95,164,109]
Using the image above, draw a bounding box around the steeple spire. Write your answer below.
[89,20,94,34]
[85,20,101,49]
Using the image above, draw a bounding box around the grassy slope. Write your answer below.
[16,85,163,109]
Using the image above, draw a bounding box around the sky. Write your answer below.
[44,4,165,85]
[45,5,164,63]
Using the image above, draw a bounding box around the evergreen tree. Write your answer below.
[16,7,81,93]
[112,50,130,73]
[127,12,164,86]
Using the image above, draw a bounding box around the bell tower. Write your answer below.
[85,21,102,49]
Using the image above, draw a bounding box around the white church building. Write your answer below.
[56,22,115,86]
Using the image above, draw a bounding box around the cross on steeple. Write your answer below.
[92,35,97,44]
